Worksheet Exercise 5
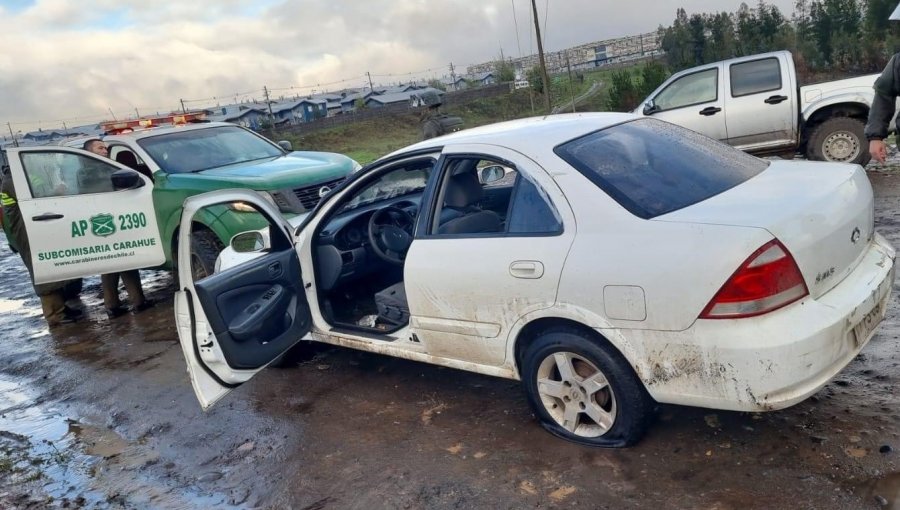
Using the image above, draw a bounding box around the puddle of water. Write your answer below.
[0,298,24,314]
[0,372,244,508]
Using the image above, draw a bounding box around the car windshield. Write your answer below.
[338,164,433,213]
[554,118,768,219]
[137,126,283,174]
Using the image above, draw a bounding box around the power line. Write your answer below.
[511,0,523,58]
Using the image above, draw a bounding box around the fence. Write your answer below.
[270,83,512,137]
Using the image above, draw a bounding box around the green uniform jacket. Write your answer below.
[865,53,900,141]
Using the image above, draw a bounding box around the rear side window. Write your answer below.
[730,58,781,97]
[554,118,768,219]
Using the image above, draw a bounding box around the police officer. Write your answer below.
[866,4,900,163]
[82,139,154,318]
[420,91,446,140]
[0,166,83,326]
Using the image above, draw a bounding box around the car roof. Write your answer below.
[387,112,638,158]
[103,121,238,141]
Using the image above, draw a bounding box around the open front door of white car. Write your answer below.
[174,190,312,409]
[7,147,164,284]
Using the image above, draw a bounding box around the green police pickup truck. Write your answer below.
[1,122,357,279]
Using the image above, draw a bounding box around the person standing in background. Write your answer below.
[83,139,155,318]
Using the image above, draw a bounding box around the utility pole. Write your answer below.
[62,121,68,132]
[180,98,187,114]
[134,107,140,119]
[366,71,374,92]
[7,122,18,147]
[263,86,275,124]
[107,107,117,121]
[566,52,576,113]
[530,0,551,114]
[449,62,457,91]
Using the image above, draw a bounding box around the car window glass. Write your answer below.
[337,159,433,214]
[432,157,516,236]
[730,58,781,97]
[20,152,121,198]
[554,118,768,219]
[654,68,717,111]
[137,126,283,174]
[507,175,562,234]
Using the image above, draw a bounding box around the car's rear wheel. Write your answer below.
[521,327,653,447]
[190,229,224,281]
[806,117,871,166]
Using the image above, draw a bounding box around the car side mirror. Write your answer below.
[480,165,507,184]
[110,169,144,190]
[230,231,268,253]
[643,101,660,115]
[277,140,293,152]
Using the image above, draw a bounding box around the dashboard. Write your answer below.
[314,195,421,291]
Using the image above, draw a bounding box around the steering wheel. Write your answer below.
[368,206,416,265]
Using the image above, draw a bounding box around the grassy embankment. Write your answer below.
[279,66,623,165]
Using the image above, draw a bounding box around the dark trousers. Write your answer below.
[102,270,146,310]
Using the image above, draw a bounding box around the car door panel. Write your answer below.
[725,56,796,149]
[405,144,576,367]
[174,189,312,408]
[194,247,309,370]
[8,147,164,284]
[647,65,727,141]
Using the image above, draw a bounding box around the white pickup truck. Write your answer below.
[634,50,880,165]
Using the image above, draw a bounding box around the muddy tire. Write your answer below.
[521,327,653,447]
[189,229,224,281]
[806,117,871,166]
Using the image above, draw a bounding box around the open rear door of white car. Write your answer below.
[174,190,312,409]
[7,147,164,284]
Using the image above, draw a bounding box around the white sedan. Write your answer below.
[174,113,895,447]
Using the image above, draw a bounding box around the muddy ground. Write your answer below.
[2,164,900,510]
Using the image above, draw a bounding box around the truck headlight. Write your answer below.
[227,192,277,212]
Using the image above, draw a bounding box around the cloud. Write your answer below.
[1,0,797,131]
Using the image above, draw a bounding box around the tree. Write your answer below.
[526,66,544,94]
[638,61,669,98]
[606,70,641,112]
[494,59,516,82]
[427,79,446,91]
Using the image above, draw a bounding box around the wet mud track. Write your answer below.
[1,169,900,509]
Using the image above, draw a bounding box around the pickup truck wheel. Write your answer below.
[190,230,224,281]
[807,117,871,166]
[521,327,654,447]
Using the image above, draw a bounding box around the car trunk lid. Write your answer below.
[656,160,873,299]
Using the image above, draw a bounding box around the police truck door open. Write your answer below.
[6,147,164,284]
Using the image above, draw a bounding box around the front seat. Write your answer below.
[438,171,502,235]
[115,151,154,181]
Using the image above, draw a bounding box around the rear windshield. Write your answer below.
[554,118,768,219]
[137,126,283,174]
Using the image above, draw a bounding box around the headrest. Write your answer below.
[444,171,482,209]
[115,151,139,169]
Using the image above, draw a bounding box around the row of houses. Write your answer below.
[205,72,498,130]
[3,72,503,146]
[467,31,662,76]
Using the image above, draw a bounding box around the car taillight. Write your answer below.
[700,239,808,319]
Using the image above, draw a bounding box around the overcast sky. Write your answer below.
[0,0,798,132]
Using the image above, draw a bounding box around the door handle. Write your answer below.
[267,262,283,279]
[699,107,722,116]
[764,95,788,105]
[31,213,64,221]
[509,261,544,279]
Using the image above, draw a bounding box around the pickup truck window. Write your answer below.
[730,58,782,97]
[654,68,718,111]
[137,126,283,174]
[21,152,119,198]
[554,118,768,219]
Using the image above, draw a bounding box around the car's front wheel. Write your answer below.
[521,327,653,447]
[190,229,224,281]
